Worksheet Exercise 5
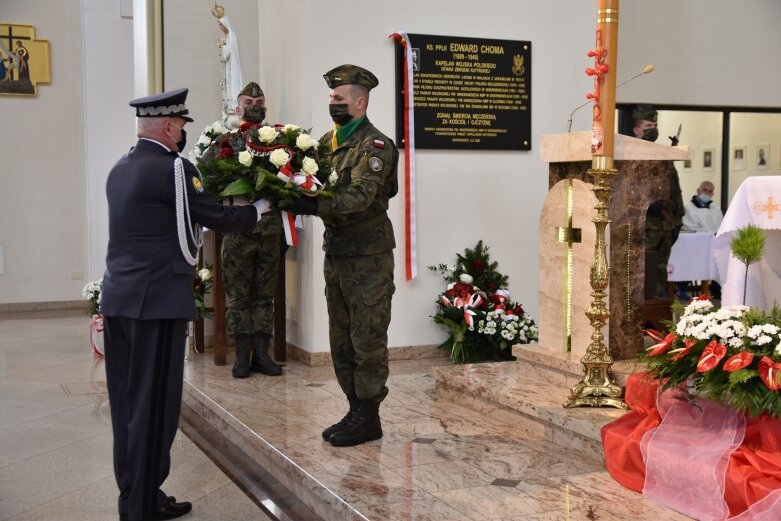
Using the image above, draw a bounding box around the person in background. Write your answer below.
[629,105,685,298]
[682,180,723,233]
[101,88,271,521]
[288,64,399,447]
[679,180,724,299]
[220,81,284,378]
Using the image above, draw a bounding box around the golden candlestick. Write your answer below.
[564,0,626,410]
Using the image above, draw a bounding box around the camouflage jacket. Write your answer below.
[647,161,685,232]
[317,118,399,256]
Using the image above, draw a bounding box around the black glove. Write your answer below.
[285,197,319,216]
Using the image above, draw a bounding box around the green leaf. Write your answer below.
[219,178,254,197]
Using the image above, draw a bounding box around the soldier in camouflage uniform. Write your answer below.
[289,65,399,447]
[221,82,284,378]
[631,105,685,297]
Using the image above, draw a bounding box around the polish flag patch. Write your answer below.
[373,139,385,149]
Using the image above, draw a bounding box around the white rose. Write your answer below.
[258,126,278,143]
[301,157,319,176]
[238,150,253,166]
[328,170,338,185]
[197,134,212,146]
[459,273,473,284]
[296,133,318,151]
[198,268,212,281]
[269,149,290,167]
[283,124,301,132]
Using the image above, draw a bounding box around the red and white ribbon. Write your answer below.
[390,31,417,280]
[89,313,104,357]
[281,210,298,247]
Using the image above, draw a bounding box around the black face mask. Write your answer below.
[641,128,659,142]
[329,104,353,125]
[176,129,187,152]
[243,106,266,123]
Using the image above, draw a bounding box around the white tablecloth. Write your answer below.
[713,176,781,310]
[667,232,717,282]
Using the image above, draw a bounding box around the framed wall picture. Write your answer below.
[756,144,769,170]
[683,147,693,171]
[733,145,746,171]
[703,148,714,171]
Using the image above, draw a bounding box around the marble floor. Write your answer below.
[0,310,692,520]
[0,310,271,521]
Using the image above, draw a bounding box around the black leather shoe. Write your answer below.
[118,497,191,521]
[147,497,192,520]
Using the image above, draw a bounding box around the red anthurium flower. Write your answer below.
[644,329,666,343]
[646,332,677,357]
[758,356,781,391]
[696,340,727,372]
[669,339,698,361]
[693,294,711,302]
[722,352,754,372]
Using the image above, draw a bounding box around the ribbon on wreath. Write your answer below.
[390,31,418,280]
[89,313,104,357]
[277,162,300,246]
[441,292,485,329]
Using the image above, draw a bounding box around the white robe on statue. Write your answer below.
[219,16,243,115]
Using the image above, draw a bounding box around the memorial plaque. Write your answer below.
[395,33,531,150]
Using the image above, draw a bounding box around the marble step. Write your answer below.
[182,382,367,521]
[432,353,635,462]
[513,344,638,388]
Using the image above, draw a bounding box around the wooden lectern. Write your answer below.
[540,131,689,359]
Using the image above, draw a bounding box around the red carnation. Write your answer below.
[722,352,754,372]
[219,148,234,159]
[696,340,727,372]
[472,260,486,272]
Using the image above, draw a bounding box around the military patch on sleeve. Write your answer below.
[369,157,383,172]
[373,139,385,149]
[192,176,204,193]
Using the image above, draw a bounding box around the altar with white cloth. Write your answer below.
[713,176,781,310]
[667,231,717,282]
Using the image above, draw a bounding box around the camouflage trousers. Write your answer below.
[645,227,674,296]
[221,230,282,336]
[324,251,395,404]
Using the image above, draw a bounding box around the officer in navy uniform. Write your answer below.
[101,88,271,521]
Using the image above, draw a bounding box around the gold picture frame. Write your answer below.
[0,23,51,96]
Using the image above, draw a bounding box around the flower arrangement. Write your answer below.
[191,120,333,207]
[82,279,102,316]
[429,241,538,363]
[643,296,781,418]
[193,264,214,319]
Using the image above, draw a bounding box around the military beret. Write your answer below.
[129,88,193,122]
[632,104,657,122]
[323,64,379,90]
[239,82,264,98]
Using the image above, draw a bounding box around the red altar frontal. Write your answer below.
[602,373,781,519]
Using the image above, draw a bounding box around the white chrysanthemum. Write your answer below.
[775,343,781,355]
[459,273,473,284]
[756,334,773,346]
[283,124,301,132]
[728,337,744,348]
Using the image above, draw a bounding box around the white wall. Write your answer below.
[0,0,89,304]
[5,0,781,353]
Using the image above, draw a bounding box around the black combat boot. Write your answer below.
[329,399,383,447]
[321,394,359,441]
[249,333,282,376]
[231,334,251,378]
